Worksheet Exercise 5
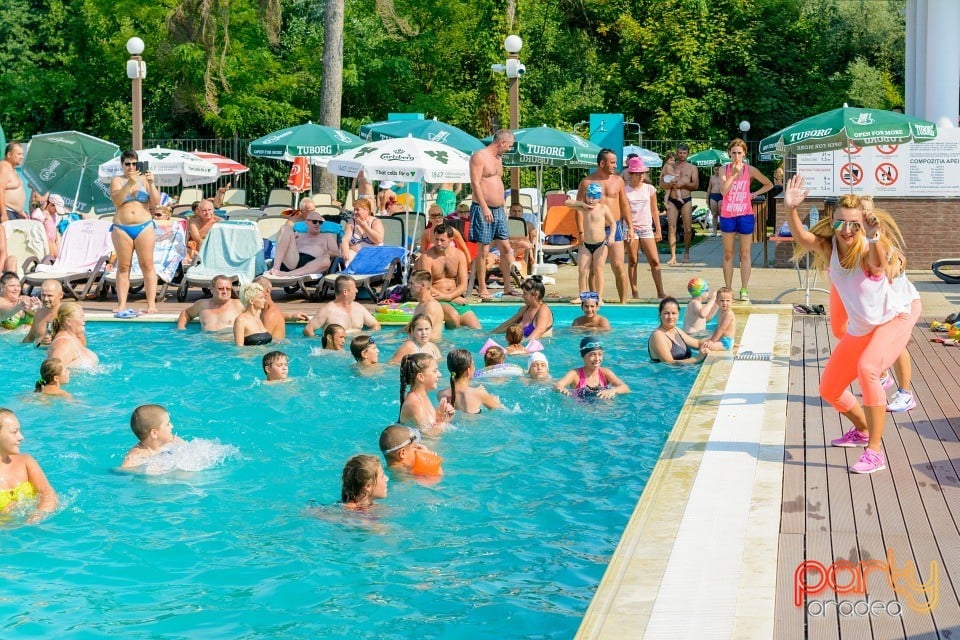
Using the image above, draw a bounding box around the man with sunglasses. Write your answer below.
[269,209,341,277]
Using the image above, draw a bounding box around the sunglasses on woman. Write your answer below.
[832,220,862,233]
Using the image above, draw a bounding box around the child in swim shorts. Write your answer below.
[703,287,736,351]
[683,276,718,335]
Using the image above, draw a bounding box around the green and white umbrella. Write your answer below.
[359,118,484,155]
[247,121,364,165]
[21,131,119,214]
[498,125,601,168]
[759,105,938,156]
[98,147,219,187]
[325,136,471,184]
[687,148,731,168]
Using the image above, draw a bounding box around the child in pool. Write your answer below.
[378,424,444,478]
[398,353,454,432]
[703,287,736,351]
[0,408,57,521]
[566,183,617,298]
[527,352,550,381]
[34,357,73,399]
[350,335,380,368]
[341,454,388,511]
[683,277,718,335]
[484,345,506,367]
[439,348,502,413]
[389,313,442,364]
[120,404,185,471]
[555,336,631,400]
[504,323,527,355]
[322,324,347,351]
[262,351,290,384]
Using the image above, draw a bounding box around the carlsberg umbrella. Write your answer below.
[21,131,119,214]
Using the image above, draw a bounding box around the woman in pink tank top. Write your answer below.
[784,177,919,475]
[718,138,772,302]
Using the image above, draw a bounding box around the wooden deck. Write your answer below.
[777,315,960,638]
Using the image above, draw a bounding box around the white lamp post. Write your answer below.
[492,35,525,207]
[739,120,751,159]
[126,37,146,151]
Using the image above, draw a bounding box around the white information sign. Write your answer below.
[796,128,960,196]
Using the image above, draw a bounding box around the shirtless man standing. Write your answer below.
[303,275,381,336]
[0,143,27,222]
[577,149,633,303]
[671,143,700,263]
[23,280,64,346]
[175,275,243,331]
[469,129,519,299]
[415,223,481,330]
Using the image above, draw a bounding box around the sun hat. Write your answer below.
[47,194,65,215]
[627,157,648,173]
[586,183,602,200]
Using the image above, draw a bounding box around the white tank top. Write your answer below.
[828,237,898,336]
[625,183,656,229]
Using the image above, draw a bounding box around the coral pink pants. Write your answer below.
[820,293,920,411]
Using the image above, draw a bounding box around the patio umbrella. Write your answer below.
[189,151,249,176]
[359,118,484,154]
[325,136,471,184]
[687,148,731,168]
[98,147,220,188]
[498,125,601,168]
[622,145,663,168]
[247,121,364,165]
[21,131,119,214]
[758,105,938,157]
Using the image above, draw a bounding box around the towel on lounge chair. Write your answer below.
[33,219,113,274]
[131,219,188,283]
[343,246,407,275]
[187,220,265,285]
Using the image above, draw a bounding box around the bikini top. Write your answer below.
[124,184,150,204]
[244,332,273,346]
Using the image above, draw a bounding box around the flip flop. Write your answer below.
[794,304,814,315]
[113,309,141,319]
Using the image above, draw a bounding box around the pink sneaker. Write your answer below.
[851,449,887,474]
[831,428,869,448]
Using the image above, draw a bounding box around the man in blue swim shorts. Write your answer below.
[469,130,519,299]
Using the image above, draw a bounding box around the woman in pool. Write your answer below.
[439,348,502,413]
[233,282,272,347]
[340,454,388,511]
[398,353,454,432]
[34,358,72,399]
[322,324,347,351]
[389,313,441,364]
[0,408,57,521]
[109,149,160,314]
[48,302,99,369]
[648,297,709,364]
[340,198,384,265]
[784,176,918,474]
[493,276,554,340]
[570,291,611,331]
[555,336,630,400]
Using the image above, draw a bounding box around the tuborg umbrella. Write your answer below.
[248,121,364,165]
[359,118,484,155]
[759,105,938,157]
[21,131,119,214]
[687,148,731,169]
[98,147,219,188]
[498,125,601,168]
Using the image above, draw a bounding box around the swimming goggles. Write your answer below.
[579,291,600,302]
[382,427,422,455]
[832,220,862,233]
[580,340,603,356]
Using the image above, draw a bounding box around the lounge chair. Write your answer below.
[318,245,408,301]
[260,222,343,300]
[541,205,580,265]
[266,189,294,208]
[3,219,50,277]
[98,219,188,301]
[176,220,266,301]
[22,219,113,299]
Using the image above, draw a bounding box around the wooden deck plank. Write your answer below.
[777,315,960,639]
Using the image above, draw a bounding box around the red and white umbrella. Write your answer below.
[287,156,311,193]
[189,151,249,176]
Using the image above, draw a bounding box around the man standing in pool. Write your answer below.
[176,275,243,332]
[577,149,633,303]
[303,275,381,337]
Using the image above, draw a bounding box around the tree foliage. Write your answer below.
[0,0,907,145]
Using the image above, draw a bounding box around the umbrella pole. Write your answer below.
[73,162,85,215]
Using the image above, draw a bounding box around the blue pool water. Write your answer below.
[0,305,698,639]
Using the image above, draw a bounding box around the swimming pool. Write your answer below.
[0,306,698,639]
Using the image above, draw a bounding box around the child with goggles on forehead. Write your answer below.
[555,336,630,400]
[571,291,611,331]
[378,424,444,478]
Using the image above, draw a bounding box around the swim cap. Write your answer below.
[687,277,709,298]
[579,336,603,357]
[528,352,548,368]
[586,183,602,200]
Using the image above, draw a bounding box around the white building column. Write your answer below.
[924,0,960,127]
[905,0,922,115]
